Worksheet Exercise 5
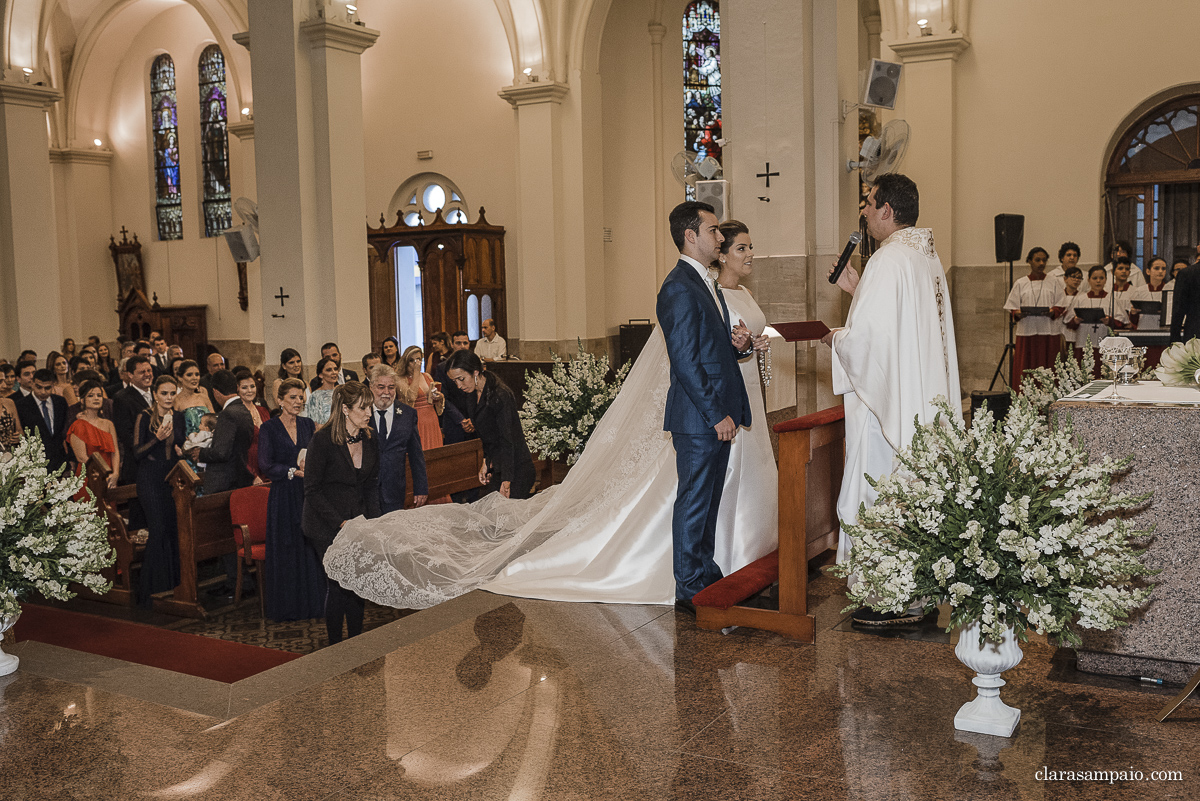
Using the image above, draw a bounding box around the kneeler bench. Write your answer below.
[694,405,845,642]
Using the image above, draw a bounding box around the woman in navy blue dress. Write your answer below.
[133,374,186,607]
[258,378,325,620]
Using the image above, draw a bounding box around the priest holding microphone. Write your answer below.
[820,173,962,627]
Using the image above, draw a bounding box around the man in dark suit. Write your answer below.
[149,334,171,376]
[366,364,429,514]
[104,357,130,400]
[656,201,753,612]
[9,360,36,400]
[198,350,226,409]
[308,341,358,390]
[15,369,70,473]
[112,355,155,485]
[188,369,254,494]
[1170,261,1200,344]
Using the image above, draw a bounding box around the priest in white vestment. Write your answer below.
[821,173,962,626]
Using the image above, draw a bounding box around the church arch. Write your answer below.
[491,0,548,80]
[63,0,247,149]
[1103,85,1200,269]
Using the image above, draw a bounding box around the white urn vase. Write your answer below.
[0,604,19,677]
[953,619,1022,737]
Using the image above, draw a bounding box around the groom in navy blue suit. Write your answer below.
[657,201,753,608]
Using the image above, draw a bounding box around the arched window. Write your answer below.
[683,1,721,200]
[1106,95,1200,268]
[198,45,231,237]
[388,172,470,226]
[150,54,182,241]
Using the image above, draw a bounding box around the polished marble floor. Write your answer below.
[1,571,1196,800]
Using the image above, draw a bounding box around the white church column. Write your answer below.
[0,82,64,357]
[723,0,845,415]
[881,2,971,271]
[242,0,377,375]
[498,81,582,361]
[50,148,116,341]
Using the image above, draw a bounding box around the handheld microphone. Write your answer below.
[828,232,863,284]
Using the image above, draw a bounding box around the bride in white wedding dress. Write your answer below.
[324,221,779,608]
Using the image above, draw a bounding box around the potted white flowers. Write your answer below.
[832,396,1153,737]
[0,435,115,675]
[520,340,630,468]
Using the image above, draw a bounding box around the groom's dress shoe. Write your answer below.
[674,599,697,617]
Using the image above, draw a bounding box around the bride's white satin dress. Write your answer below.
[323,285,779,608]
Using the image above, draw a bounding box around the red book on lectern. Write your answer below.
[771,321,832,342]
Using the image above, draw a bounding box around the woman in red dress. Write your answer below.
[398,345,445,450]
[65,379,119,499]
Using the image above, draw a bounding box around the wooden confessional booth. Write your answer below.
[366,208,507,350]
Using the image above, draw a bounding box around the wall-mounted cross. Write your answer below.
[756,162,780,188]
[275,287,290,307]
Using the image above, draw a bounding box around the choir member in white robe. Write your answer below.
[1110,258,1140,329]
[822,174,961,625]
[1045,241,1081,293]
[1052,266,1084,351]
[1131,256,1170,367]
[1067,265,1132,377]
[1004,246,1060,389]
[1101,241,1146,291]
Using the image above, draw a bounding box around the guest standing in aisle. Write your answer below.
[367,364,428,514]
[133,374,186,606]
[444,350,536,499]
[258,378,325,621]
[304,382,382,645]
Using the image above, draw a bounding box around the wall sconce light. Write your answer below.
[22,67,33,83]
[917,18,933,36]
[93,138,103,147]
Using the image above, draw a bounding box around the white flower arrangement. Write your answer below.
[830,395,1154,646]
[1154,338,1200,387]
[519,340,631,465]
[1015,339,1091,413]
[0,434,115,620]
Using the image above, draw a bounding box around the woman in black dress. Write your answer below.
[443,350,536,499]
[133,374,186,606]
[303,382,382,645]
[258,378,323,621]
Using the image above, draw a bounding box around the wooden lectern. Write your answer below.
[694,321,844,643]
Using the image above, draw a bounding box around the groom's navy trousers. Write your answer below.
[657,259,751,600]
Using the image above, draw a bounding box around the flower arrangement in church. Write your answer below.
[0,434,114,621]
[1016,340,1091,413]
[1154,338,1200,388]
[520,340,631,465]
[831,396,1154,646]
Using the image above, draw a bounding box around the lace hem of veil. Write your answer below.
[323,330,675,610]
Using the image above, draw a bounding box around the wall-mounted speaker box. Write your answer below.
[994,214,1025,263]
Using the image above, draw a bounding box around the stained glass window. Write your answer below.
[198,45,231,237]
[151,54,182,241]
[683,1,721,200]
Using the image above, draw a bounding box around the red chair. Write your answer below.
[229,485,271,615]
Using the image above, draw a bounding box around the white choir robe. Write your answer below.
[1003,276,1060,337]
[830,227,962,565]
[1069,292,1132,354]
[1102,262,1147,292]
[1056,291,1082,345]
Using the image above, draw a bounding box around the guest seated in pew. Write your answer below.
[258,378,325,621]
[66,379,119,499]
[65,369,112,423]
[133,374,186,606]
[15,369,69,474]
[303,382,381,644]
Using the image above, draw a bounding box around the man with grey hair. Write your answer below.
[367,363,428,514]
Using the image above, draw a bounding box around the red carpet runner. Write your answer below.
[13,605,300,683]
